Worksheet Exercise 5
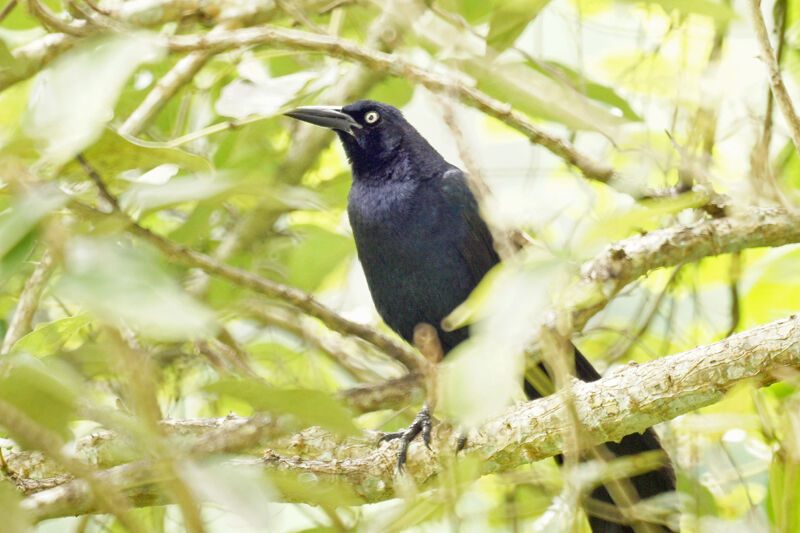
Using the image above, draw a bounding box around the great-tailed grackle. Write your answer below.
[286,100,677,532]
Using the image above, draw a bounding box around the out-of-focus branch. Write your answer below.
[72,155,425,372]
[16,313,800,517]
[748,0,800,159]
[166,24,616,183]
[0,250,55,354]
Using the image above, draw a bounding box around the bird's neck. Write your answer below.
[349,142,449,185]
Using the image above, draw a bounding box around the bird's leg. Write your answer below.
[378,323,442,471]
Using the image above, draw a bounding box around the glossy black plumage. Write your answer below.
[286,100,677,533]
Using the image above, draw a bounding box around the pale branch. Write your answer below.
[166,24,616,183]
[558,206,800,338]
[4,375,425,483]
[0,0,327,92]
[0,32,77,91]
[0,250,55,354]
[15,313,800,518]
[747,0,800,160]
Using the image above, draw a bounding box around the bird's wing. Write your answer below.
[440,168,501,283]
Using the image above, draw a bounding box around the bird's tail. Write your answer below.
[523,348,678,533]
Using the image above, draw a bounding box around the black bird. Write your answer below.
[286,100,677,533]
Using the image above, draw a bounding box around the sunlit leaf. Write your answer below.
[0,482,31,533]
[618,0,736,23]
[527,59,642,121]
[0,186,65,258]
[463,59,631,134]
[286,224,354,291]
[268,469,363,508]
[56,238,218,341]
[0,355,79,443]
[24,33,165,168]
[58,130,212,181]
[205,379,358,435]
[487,0,552,51]
[182,460,277,528]
[12,314,91,358]
[119,173,234,215]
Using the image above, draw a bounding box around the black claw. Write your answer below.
[378,405,433,471]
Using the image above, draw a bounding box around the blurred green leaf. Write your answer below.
[205,379,358,435]
[527,59,642,121]
[766,455,800,531]
[487,0,552,51]
[0,355,78,443]
[0,186,65,258]
[0,38,23,80]
[0,481,31,533]
[268,469,363,508]
[120,173,234,215]
[12,314,91,358]
[287,224,354,291]
[463,59,631,133]
[618,0,736,23]
[24,33,165,168]
[182,460,277,529]
[56,238,218,341]
[59,130,212,181]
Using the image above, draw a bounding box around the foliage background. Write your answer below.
[1,0,800,531]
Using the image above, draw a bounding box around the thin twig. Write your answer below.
[1,250,56,354]
[748,0,800,158]
[0,0,17,23]
[166,24,616,183]
[72,155,423,372]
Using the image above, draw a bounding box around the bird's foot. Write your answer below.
[379,404,432,472]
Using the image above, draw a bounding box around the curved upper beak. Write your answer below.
[284,106,361,136]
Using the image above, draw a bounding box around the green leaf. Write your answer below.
[205,379,359,435]
[55,238,218,341]
[0,482,31,533]
[12,314,92,358]
[462,59,632,133]
[58,130,212,181]
[268,469,363,508]
[527,59,642,121]
[487,0,552,51]
[23,33,165,168]
[617,0,736,23]
[0,38,23,80]
[286,224,354,291]
[0,355,79,443]
[119,173,234,215]
[0,186,66,259]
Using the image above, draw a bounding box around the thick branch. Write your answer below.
[16,313,800,517]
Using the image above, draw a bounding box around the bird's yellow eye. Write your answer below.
[364,110,380,124]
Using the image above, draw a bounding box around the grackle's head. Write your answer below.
[285,100,440,180]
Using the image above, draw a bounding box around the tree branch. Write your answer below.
[15,313,800,518]
[556,206,800,339]
[166,24,616,183]
[748,0,800,159]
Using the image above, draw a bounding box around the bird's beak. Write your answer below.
[284,105,362,136]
